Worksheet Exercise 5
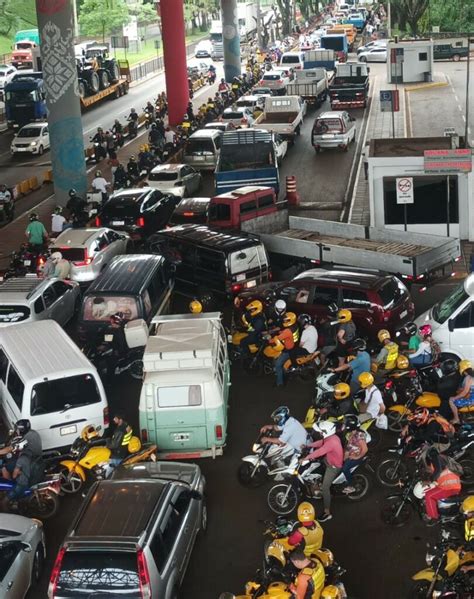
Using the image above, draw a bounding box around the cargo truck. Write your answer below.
[329,62,370,109]
[303,49,336,71]
[12,29,40,70]
[320,34,348,62]
[286,68,331,107]
[253,96,306,140]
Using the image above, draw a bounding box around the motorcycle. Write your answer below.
[380,469,463,527]
[266,454,373,515]
[389,387,474,424]
[84,344,144,381]
[90,139,107,162]
[57,426,157,494]
[127,119,138,139]
[0,473,61,520]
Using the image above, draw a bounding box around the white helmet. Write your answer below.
[413,481,436,499]
[312,421,336,439]
[51,251,62,261]
[275,299,287,315]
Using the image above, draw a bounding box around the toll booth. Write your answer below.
[387,39,434,84]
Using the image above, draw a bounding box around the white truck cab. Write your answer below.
[416,274,474,361]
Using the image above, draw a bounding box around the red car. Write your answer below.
[235,268,415,342]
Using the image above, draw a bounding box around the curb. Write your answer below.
[406,81,449,92]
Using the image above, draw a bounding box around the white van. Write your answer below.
[416,274,474,362]
[183,129,222,171]
[0,320,108,450]
[278,51,305,71]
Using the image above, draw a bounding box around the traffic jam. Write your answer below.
[0,2,473,599]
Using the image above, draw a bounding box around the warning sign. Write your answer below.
[396,177,414,204]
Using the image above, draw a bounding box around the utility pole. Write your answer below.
[256,0,262,49]
[465,37,471,148]
[387,0,391,38]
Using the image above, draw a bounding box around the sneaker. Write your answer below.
[318,513,332,523]
[342,486,356,494]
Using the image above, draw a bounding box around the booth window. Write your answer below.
[419,52,428,61]
[383,176,458,225]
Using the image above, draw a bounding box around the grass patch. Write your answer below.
[0,0,38,59]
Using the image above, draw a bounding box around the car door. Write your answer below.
[372,48,386,62]
[169,488,199,579]
[448,301,474,361]
[106,230,127,260]
[182,166,200,195]
[92,233,109,271]
[0,541,31,599]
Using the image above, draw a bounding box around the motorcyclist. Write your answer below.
[91,126,106,145]
[0,420,43,508]
[330,338,371,393]
[127,155,140,181]
[148,122,164,150]
[260,406,307,455]
[357,372,386,424]
[319,382,354,420]
[113,163,129,189]
[127,108,138,137]
[287,502,324,556]
[0,183,13,223]
[341,414,368,495]
[128,107,139,123]
[181,113,192,135]
[272,312,297,387]
[422,447,461,523]
[138,145,155,172]
[91,170,109,205]
[335,309,357,367]
[267,298,287,329]
[449,359,474,425]
[288,314,318,368]
[112,119,123,135]
[372,329,399,375]
[397,321,421,353]
[461,496,474,544]
[106,413,133,471]
[409,324,433,367]
[25,212,48,251]
[145,101,155,121]
[239,300,267,358]
[288,548,326,599]
[51,206,66,236]
[104,311,129,356]
[402,407,454,452]
[437,358,461,420]
[66,188,87,223]
[318,303,340,367]
[164,127,176,145]
[305,421,344,522]
[218,78,229,93]
[49,251,71,280]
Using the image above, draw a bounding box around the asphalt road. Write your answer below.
[24,278,461,599]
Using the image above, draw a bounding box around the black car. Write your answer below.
[169,197,211,226]
[96,187,179,241]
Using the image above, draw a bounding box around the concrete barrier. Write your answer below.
[28,177,40,191]
[43,169,53,183]
[19,180,30,195]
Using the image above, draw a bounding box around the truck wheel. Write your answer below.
[78,80,86,98]
[452,54,461,62]
[105,59,120,82]
[98,69,109,90]
[296,125,301,136]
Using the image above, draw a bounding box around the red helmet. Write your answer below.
[408,407,429,426]
[419,324,432,337]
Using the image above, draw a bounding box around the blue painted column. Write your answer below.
[35,0,87,205]
[221,0,241,82]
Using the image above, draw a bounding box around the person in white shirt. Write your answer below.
[357,372,385,422]
[288,313,319,369]
[91,170,109,205]
[164,127,176,145]
[51,206,66,235]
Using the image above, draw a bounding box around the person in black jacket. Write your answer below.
[319,383,355,419]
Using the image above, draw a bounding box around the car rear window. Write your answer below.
[103,199,141,218]
[263,74,281,81]
[223,111,245,120]
[31,374,101,415]
[149,171,178,182]
[157,385,202,407]
[377,277,407,308]
[186,138,215,154]
[0,305,30,323]
[53,247,86,262]
[314,118,343,134]
[281,55,300,64]
[82,295,139,321]
[56,551,140,596]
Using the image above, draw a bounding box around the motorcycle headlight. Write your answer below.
[425,553,435,567]
[252,443,260,453]
[431,592,442,599]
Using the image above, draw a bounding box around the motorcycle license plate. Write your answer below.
[173,433,190,442]
[112,220,125,226]
[90,209,97,215]
[60,424,77,436]
[245,280,256,288]
[23,260,31,266]
[104,334,113,342]
[400,310,408,319]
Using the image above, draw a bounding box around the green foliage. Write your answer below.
[391,0,429,34]
[131,2,157,25]
[428,0,474,32]
[79,0,129,39]
[0,0,19,36]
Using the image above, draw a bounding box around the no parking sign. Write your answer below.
[396,177,414,204]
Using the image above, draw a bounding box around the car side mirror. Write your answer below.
[21,542,32,553]
[448,319,454,332]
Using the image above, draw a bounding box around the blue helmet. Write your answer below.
[271,406,290,427]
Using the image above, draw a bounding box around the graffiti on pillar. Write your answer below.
[41,21,78,103]
[37,0,67,15]
[49,117,86,191]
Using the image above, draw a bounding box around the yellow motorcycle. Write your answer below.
[411,546,474,597]
[57,425,157,493]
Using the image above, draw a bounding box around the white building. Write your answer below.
[387,39,434,84]
[368,137,474,240]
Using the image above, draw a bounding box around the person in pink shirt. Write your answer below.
[304,421,343,522]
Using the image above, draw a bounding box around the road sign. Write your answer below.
[424,149,472,173]
[396,177,414,204]
[380,90,400,113]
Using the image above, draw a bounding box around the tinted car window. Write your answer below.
[0,542,19,581]
[0,349,8,382]
[53,247,85,262]
[52,281,70,297]
[31,374,101,415]
[102,199,140,218]
[7,366,24,409]
[452,302,473,329]
[34,297,45,314]
[196,248,225,274]
[313,286,339,306]
[342,289,371,308]
[209,203,231,221]
[0,305,30,324]
[43,285,57,308]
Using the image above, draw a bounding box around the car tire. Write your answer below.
[32,543,45,582]
[359,56,367,62]
[452,54,461,62]
[38,145,44,156]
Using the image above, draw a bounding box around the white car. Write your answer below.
[11,123,50,156]
[357,39,388,55]
[0,514,45,598]
[195,40,213,58]
[0,64,17,90]
[259,70,291,94]
[220,106,255,127]
[147,163,202,198]
[358,46,388,62]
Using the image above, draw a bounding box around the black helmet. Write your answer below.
[352,338,367,352]
[328,303,338,315]
[29,212,38,221]
[298,313,311,327]
[344,414,360,432]
[403,322,418,336]
[151,123,156,129]
[68,188,77,197]
[15,419,31,435]
[441,358,457,376]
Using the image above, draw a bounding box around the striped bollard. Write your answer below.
[286,175,300,206]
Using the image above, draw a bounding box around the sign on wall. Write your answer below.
[424,149,472,173]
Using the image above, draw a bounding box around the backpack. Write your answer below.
[429,338,441,362]
[430,413,455,436]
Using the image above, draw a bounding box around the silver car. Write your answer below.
[0,513,46,598]
[50,461,206,599]
[0,276,80,327]
[51,227,131,284]
[147,163,202,198]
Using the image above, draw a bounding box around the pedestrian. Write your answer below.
[51,206,66,237]
[362,141,369,180]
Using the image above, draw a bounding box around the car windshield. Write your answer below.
[5,90,37,103]
[56,551,140,596]
[31,374,101,416]
[17,127,40,137]
[149,171,178,182]
[0,71,7,77]
[0,304,30,323]
[82,295,139,321]
[432,283,468,324]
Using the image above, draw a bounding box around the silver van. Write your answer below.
[183,129,222,171]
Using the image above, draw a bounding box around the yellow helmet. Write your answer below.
[334,382,350,401]
[321,585,342,599]
[245,300,263,317]
[459,359,472,375]
[297,501,315,523]
[378,329,391,342]
[81,425,99,442]
[337,309,352,323]
[283,312,297,328]
[358,371,374,389]
[266,541,286,567]
[189,299,203,314]
[397,355,409,370]
[461,495,474,515]
[128,436,141,453]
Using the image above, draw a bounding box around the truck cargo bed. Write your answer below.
[257,112,299,123]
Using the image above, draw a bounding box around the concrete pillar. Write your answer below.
[221,0,241,82]
[35,0,87,205]
[159,0,189,126]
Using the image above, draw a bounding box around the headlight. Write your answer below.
[252,443,260,452]
[30,141,37,146]
[432,592,442,599]
[425,553,435,566]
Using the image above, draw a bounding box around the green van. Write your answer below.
[139,312,230,459]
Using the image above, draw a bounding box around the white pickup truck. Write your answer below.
[253,95,307,141]
[286,68,331,107]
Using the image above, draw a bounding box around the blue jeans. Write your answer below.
[274,352,289,386]
[409,354,432,367]
[341,458,362,485]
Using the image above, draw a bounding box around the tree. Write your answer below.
[275,0,292,36]
[0,0,19,36]
[79,0,129,41]
[391,0,429,35]
[130,1,157,26]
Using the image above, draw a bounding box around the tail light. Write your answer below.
[37,256,45,267]
[136,216,145,227]
[137,549,151,599]
[141,428,148,443]
[95,216,101,227]
[231,283,242,293]
[48,547,66,598]
[73,249,92,267]
[385,380,393,389]
[215,424,223,440]
[103,406,109,427]
[183,211,195,217]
